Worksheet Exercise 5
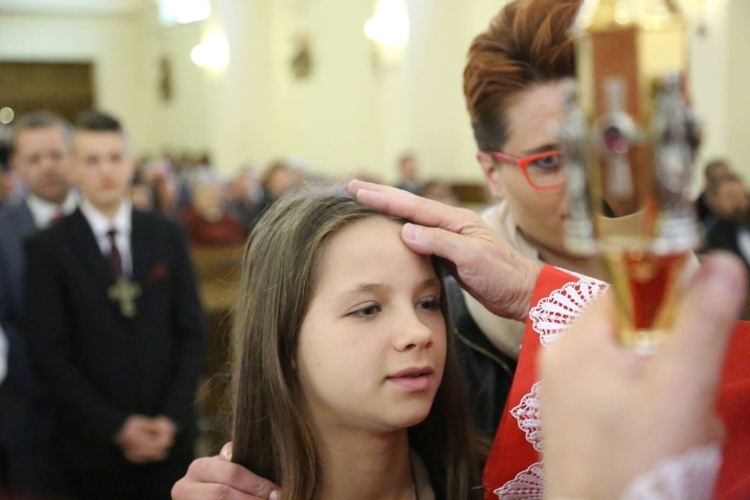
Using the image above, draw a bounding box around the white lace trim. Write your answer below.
[496,276,720,499]
[510,382,543,452]
[496,276,606,499]
[528,277,608,346]
[493,462,545,499]
[620,444,722,500]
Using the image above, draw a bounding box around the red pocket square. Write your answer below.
[148,264,169,281]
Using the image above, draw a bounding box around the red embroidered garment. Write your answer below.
[482,265,750,499]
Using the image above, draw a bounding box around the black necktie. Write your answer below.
[107,229,123,277]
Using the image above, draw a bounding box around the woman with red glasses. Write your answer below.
[460,0,607,369]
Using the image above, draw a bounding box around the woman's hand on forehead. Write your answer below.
[348,179,542,322]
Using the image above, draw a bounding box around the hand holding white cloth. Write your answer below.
[540,253,746,499]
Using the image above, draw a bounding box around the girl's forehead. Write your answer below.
[318,216,434,278]
[325,216,402,253]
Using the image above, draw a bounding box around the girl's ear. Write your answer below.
[476,152,505,199]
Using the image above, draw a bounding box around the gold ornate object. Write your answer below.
[563,0,702,353]
[108,277,142,318]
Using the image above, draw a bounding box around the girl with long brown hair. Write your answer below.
[229,187,479,499]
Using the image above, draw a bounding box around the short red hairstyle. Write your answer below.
[464,0,580,151]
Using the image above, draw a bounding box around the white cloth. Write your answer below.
[621,444,722,500]
[26,190,78,228]
[80,198,134,276]
[736,228,750,266]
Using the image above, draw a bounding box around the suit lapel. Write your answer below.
[69,209,114,291]
[17,201,38,233]
[130,210,154,286]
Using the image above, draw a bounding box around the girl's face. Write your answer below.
[297,217,447,433]
[478,79,570,253]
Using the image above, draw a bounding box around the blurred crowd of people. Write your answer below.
[0,108,471,499]
[696,159,750,315]
[0,136,468,250]
[0,105,747,496]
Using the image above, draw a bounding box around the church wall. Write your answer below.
[727,0,750,180]
[0,0,743,187]
[0,11,159,156]
[147,15,212,160]
[688,0,730,190]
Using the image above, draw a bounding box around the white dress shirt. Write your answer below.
[0,324,7,386]
[80,199,134,277]
[737,228,750,267]
[26,190,79,229]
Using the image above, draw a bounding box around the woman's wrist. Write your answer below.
[510,258,544,322]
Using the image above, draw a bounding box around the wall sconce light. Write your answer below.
[364,0,409,70]
[365,0,409,48]
[191,33,230,70]
[0,107,15,125]
[159,0,212,26]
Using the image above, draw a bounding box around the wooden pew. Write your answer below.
[189,244,244,454]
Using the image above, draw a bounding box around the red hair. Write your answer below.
[464,0,580,151]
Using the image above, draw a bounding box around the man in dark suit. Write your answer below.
[701,174,750,317]
[23,111,207,499]
[696,159,733,228]
[0,110,77,495]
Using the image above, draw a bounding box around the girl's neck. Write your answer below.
[315,426,417,500]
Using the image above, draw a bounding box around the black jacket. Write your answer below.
[445,276,516,440]
[23,208,207,470]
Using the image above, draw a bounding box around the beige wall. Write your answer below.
[727,0,750,178]
[149,14,211,157]
[0,0,746,186]
[191,0,506,180]
[0,10,158,154]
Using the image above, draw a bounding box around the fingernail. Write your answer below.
[220,443,232,460]
[402,223,422,242]
[269,491,279,500]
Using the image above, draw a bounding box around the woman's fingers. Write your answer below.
[350,181,479,233]
[348,179,419,198]
[664,252,745,374]
[171,456,282,500]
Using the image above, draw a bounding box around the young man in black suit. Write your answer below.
[23,111,207,499]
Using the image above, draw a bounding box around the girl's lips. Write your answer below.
[386,366,434,391]
[387,373,432,391]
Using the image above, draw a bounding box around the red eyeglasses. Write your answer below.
[487,149,565,190]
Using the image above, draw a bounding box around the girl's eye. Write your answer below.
[351,303,381,318]
[417,297,441,311]
[529,153,562,171]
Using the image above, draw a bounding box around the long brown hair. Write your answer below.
[230,187,477,499]
[464,0,580,151]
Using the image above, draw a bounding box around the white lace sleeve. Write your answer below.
[620,444,722,500]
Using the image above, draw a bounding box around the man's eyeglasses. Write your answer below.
[487,150,565,190]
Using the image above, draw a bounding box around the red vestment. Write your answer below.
[482,265,750,499]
